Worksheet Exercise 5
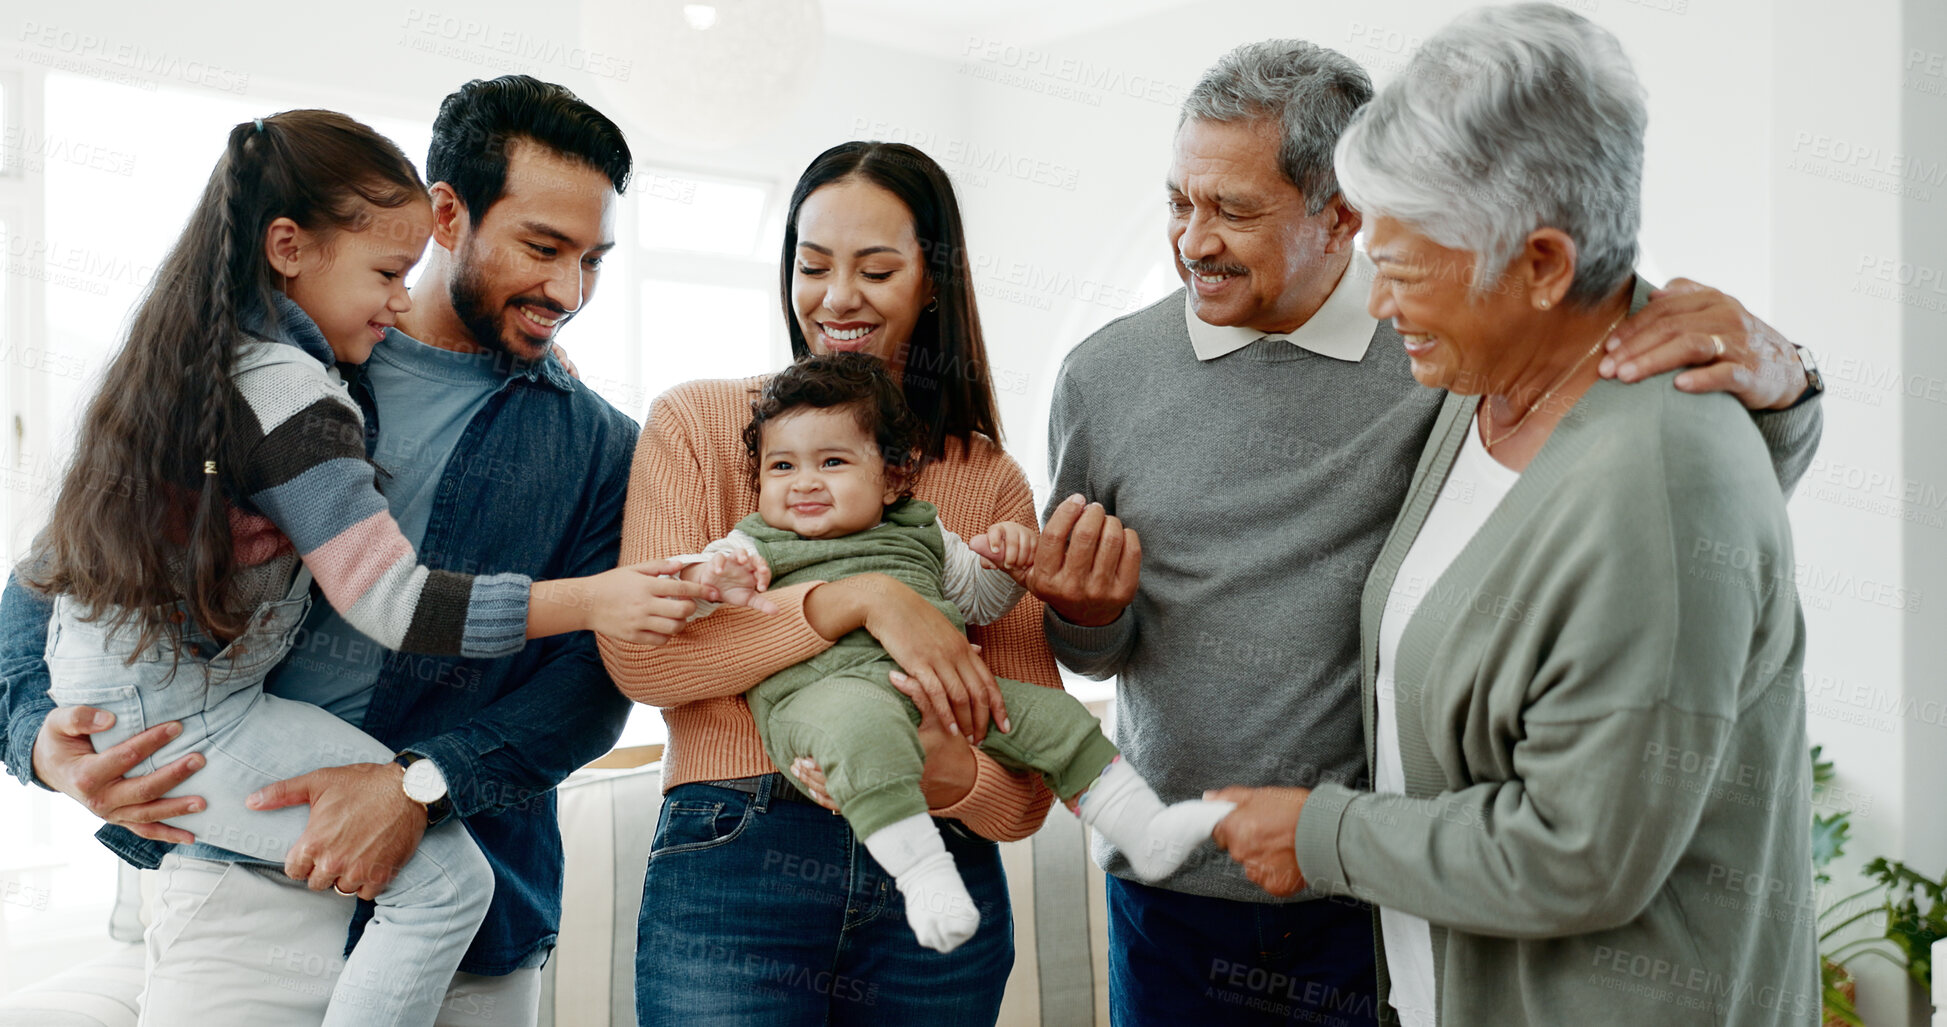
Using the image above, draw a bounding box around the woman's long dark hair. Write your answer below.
[31,110,425,652]
[780,142,1003,460]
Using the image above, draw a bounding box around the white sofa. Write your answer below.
[543,757,1111,1026]
[1,757,1113,1027]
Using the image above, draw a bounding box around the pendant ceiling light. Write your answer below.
[580,0,825,150]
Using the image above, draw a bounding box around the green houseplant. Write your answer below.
[1813,745,1947,1025]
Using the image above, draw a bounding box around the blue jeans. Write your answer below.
[635,776,1013,1026]
[45,579,493,1027]
[1108,876,1379,1027]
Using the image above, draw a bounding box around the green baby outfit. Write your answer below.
[741,499,1119,839]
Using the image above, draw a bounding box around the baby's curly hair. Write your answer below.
[743,353,926,501]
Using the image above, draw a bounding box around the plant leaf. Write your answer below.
[1812,811,1851,881]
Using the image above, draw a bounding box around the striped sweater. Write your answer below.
[598,376,1064,843]
[219,295,530,658]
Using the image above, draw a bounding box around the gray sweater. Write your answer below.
[1293,372,1816,1026]
[1046,285,1823,901]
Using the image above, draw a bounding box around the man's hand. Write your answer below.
[1208,785,1311,898]
[1599,278,1808,410]
[682,550,778,615]
[969,521,1038,588]
[32,706,203,844]
[248,762,427,901]
[1028,495,1140,628]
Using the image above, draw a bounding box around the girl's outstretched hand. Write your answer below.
[532,559,716,645]
[684,550,778,615]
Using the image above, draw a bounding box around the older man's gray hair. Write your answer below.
[1334,3,1647,306]
[1181,40,1373,215]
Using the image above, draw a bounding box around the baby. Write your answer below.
[675,353,1233,953]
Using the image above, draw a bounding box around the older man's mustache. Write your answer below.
[1180,257,1249,277]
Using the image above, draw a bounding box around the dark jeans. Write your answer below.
[635,776,1013,1026]
[1108,876,1380,1027]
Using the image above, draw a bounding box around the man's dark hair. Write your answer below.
[428,75,632,223]
[743,353,926,501]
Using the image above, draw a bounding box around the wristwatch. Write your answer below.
[395,751,454,826]
[1793,345,1824,404]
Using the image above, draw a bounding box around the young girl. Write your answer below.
[27,110,694,1027]
[676,353,1235,953]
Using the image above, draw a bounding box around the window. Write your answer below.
[639,279,776,389]
[610,166,783,749]
[27,73,434,564]
[637,170,771,259]
[0,73,785,911]
[551,166,784,430]
[0,69,443,987]
[635,166,783,405]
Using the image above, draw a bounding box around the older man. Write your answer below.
[1026,40,1823,1026]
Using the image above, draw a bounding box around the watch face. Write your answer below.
[403,758,448,804]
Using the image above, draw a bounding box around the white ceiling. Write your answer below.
[822,0,1196,58]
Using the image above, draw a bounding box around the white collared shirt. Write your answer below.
[1183,252,1379,363]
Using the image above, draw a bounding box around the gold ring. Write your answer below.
[1710,334,1726,359]
[332,884,357,898]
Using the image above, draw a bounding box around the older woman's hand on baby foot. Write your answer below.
[1208,786,1311,898]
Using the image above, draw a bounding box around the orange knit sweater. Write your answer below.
[599,376,1062,842]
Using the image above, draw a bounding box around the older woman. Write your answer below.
[1212,6,1817,1026]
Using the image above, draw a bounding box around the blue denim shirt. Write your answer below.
[1,329,637,975]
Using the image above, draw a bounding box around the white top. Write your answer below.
[1181,252,1378,363]
[1373,417,1520,1027]
[676,520,1026,625]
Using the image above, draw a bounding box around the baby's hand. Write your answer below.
[970,522,1037,587]
[684,550,778,615]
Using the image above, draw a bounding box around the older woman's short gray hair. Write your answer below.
[1334,4,1647,306]
[1180,40,1372,216]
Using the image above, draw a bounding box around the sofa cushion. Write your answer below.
[0,941,144,1027]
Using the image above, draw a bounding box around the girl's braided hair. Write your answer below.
[32,110,425,656]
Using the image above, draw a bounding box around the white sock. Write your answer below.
[862,814,981,953]
[1076,759,1235,881]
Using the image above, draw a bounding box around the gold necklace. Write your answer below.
[1479,311,1627,450]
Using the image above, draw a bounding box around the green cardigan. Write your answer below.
[1292,358,1818,1020]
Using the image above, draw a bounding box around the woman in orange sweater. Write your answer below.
[602,142,1063,1025]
